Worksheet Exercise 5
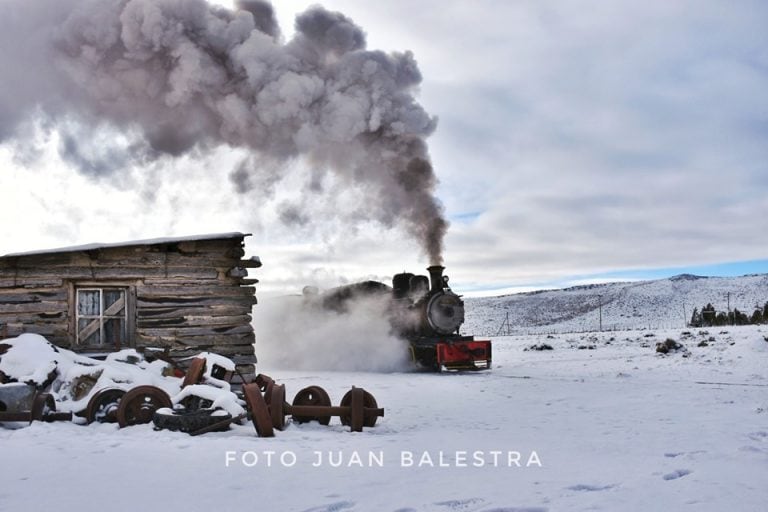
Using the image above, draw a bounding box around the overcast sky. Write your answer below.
[0,0,766,296]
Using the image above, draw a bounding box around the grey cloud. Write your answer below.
[0,0,447,263]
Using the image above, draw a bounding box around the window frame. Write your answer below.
[70,282,136,350]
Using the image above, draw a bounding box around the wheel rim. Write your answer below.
[339,388,379,428]
[292,386,332,425]
[242,383,274,438]
[269,384,286,430]
[116,386,172,428]
[86,388,126,424]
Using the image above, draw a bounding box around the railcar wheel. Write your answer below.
[339,387,379,429]
[291,386,332,425]
[242,383,274,437]
[263,380,275,405]
[86,388,126,424]
[116,386,172,428]
[269,384,286,431]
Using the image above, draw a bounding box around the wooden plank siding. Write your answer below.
[0,234,258,378]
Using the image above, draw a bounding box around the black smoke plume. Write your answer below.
[0,0,447,263]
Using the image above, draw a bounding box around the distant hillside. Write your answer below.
[464,273,768,335]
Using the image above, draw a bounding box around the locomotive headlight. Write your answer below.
[425,291,465,335]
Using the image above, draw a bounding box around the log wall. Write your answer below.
[0,235,258,378]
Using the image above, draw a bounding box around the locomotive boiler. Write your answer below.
[318,266,492,371]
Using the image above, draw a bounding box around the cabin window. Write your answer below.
[76,288,128,348]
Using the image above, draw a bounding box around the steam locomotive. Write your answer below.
[319,266,492,371]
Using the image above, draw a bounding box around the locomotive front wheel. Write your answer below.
[242,383,274,438]
[116,386,172,428]
[268,384,287,431]
[339,387,379,430]
[291,386,332,425]
[86,388,126,424]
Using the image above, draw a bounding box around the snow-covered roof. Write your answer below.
[1,232,251,258]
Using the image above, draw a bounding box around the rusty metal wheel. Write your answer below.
[182,357,206,388]
[340,387,379,430]
[31,393,55,423]
[86,388,126,424]
[269,383,286,431]
[254,373,275,393]
[263,380,275,405]
[242,383,274,438]
[116,386,172,428]
[291,386,332,425]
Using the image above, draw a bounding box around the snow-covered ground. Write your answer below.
[3,325,766,511]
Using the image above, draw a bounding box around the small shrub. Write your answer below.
[525,343,554,351]
[656,338,683,354]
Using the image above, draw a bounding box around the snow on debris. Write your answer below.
[0,333,180,413]
[1,334,247,418]
[171,384,245,417]
[196,351,237,390]
[0,333,64,385]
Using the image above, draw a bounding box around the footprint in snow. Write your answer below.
[479,508,548,512]
[434,498,485,510]
[567,484,616,492]
[300,501,355,512]
[663,469,692,480]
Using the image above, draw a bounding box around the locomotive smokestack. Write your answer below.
[427,265,445,293]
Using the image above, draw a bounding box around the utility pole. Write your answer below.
[683,303,687,327]
[598,295,603,331]
[727,292,731,325]
[496,311,511,336]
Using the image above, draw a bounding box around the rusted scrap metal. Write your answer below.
[188,412,247,437]
[243,376,384,437]
[181,356,235,388]
[0,384,73,424]
[241,382,274,438]
[181,357,206,388]
[1,353,386,436]
[268,383,384,433]
[292,386,332,425]
[97,356,234,431]
[188,379,386,437]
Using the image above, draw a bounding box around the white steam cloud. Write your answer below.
[0,0,447,262]
[253,294,411,372]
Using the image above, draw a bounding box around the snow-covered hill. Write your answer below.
[464,274,768,335]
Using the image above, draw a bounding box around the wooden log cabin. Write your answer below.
[0,233,260,379]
